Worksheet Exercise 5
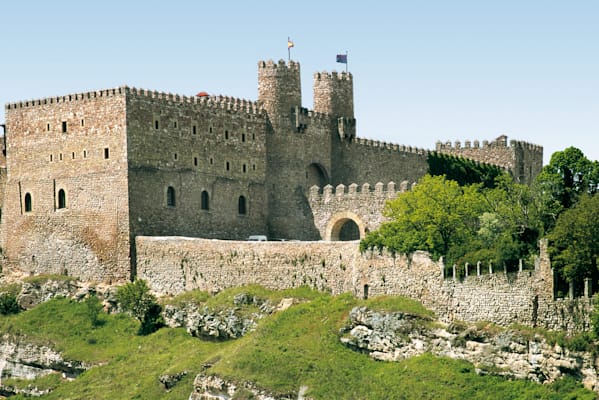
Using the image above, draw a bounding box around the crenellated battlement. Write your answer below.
[258,59,300,72]
[126,86,263,115]
[354,137,429,155]
[309,181,408,202]
[313,71,353,82]
[5,86,127,110]
[435,135,542,153]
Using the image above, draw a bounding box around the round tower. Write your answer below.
[258,60,301,128]
[313,71,354,119]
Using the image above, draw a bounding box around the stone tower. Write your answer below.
[258,60,301,130]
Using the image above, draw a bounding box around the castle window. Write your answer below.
[209,126,213,134]
[166,186,176,207]
[72,152,75,159]
[201,190,209,210]
[242,164,247,173]
[252,133,255,141]
[226,161,230,171]
[252,164,256,171]
[47,123,51,132]
[193,157,198,167]
[154,119,159,130]
[174,153,178,161]
[173,121,178,129]
[83,150,87,158]
[238,195,247,215]
[59,153,63,161]
[192,125,197,135]
[81,119,85,127]
[24,193,32,213]
[57,189,67,209]
[209,158,214,165]
[62,121,67,133]
[104,148,110,159]
[242,133,246,142]
[49,154,53,162]
[225,130,229,140]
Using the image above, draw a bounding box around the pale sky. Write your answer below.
[2,0,597,165]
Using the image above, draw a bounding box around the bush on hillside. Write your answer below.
[116,279,163,335]
[0,292,21,315]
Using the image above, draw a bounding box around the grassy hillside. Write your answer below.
[0,286,594,399]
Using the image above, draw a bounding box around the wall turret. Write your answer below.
[258,60,301,129]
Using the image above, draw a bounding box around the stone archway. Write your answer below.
[325,211,366,241]
[306,163,329,188]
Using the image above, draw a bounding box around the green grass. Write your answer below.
[1,288,595,399]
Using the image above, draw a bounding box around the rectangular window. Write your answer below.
[81,119,85,127]
[83,150,87,158]
[50,154,53,162]
[104,148,110,159]
[154,120,159,130]
[174,153,178,161]
[194,157,198,167]
[59,153,63,161]
[62,121,67,133]
[47,123,51,132]
[192,125,197,135]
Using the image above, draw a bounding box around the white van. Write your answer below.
[247,235,268,242]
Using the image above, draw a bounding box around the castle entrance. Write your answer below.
[325,212,365,241]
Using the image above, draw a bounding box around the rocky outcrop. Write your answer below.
[0,334,89,396]
[189,374,297,400]
[341,307,599,393]
[162,293,283,340]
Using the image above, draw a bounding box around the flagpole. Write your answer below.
[288,37,291,62]
[345,50,348,73]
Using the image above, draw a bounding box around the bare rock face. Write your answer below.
[189,374,294,400]
[341,307,599,393]
[0,335,89,396]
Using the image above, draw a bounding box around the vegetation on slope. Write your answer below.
[0,287,594,399]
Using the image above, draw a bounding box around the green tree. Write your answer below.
[535,147,599,231]
[116,279,163,335]
[548,194,599,289]
[361,175,486,263]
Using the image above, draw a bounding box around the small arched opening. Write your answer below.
[24,193,32,212]
[57,189,67,209]
[238,195,247,215]
[201,190,209,210]
[325,212,366,241]
[306,163,329,188]
[166,186,176,207]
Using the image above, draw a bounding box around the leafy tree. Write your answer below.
[116,279,163,335]
[361,175,486,263]
[427,152,503,188]
[548,194,599,288]
[535,147,599,231]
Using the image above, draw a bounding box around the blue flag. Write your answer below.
[336,54,347,64]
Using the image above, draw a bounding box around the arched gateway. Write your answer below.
[325,211,366,241]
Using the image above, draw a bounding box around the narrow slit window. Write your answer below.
[154,120,159,130]
[238,195,247,215]
[59,153,63,161]
[242,164,247,173]
[81,119,85,127]
[174,153,178,161]
[62,121,67,133]
[104,148,110,159]
[209,158,214,165]
[225,130,229,140]
[50,154,53,162]
[241,133,246,142]
[72,152,75,159]
[193,157,198,167]
[226,161,230,171]
[166,186,176,207]
[83,150,87,158]
[24,193,32,212]
[201,191,209,210]
[192,125,197,135]
[47,123,51,132]
[173,121,177,128]
[57,189,67,209]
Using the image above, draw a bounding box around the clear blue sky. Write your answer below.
[2,0,597,165]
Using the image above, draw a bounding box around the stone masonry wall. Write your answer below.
[136,237,587,331]
[125,88,269,241]
[2,89,131,282]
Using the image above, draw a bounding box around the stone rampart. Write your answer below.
[136,237,589,331]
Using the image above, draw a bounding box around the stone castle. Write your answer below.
[1,59,543,285]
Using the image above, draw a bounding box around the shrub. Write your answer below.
[116,279,163,335]
[84,295,104,327]
[0,292,21,315]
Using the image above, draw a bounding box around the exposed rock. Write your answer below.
[341,306,599,393]
[17,279,79,310]
[189,374,297,400]
[0,334,89,396]
[159,370,187,390]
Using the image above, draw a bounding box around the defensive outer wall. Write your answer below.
[137,237,592,333]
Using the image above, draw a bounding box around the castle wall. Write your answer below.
[435,136,543,185]
[332,138,429,187]
[137,237,585,331]
[125,89,269,241]
[2,89,131,282]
